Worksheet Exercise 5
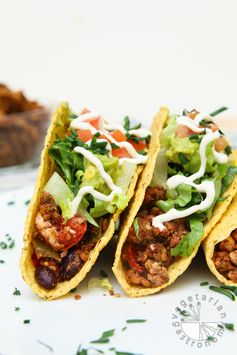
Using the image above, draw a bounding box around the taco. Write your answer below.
[203,194,237,285]
[20,102,164,300]
[113,108,237,297]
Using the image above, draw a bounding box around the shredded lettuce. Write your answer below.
[171,217,204,257]
[176,183,192,207]
[78,198,99,227]
[156,200,174,212]
[49,131,85,194]
[43,172,74,219]
[150,149,168,188]
[116,161,136,193]
[221,166,237,195]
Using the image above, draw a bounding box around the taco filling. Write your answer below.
[32,108,151,290]
[212,229,237,283]
[121,108,237,288]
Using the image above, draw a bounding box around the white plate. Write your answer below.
[1,180,237,355]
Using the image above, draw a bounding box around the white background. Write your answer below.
[1,1,237,355]
[1,0,237,121]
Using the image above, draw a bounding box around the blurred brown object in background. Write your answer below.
[0,84,50,168]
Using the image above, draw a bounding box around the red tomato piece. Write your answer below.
[128,139,147,152]
[31,251,40,267]
[89,117,101,130]
[126,244,143,272]
[58,216,87,250]
[175,124,195,138]
[110,130,127,142]
[215,136,228,152]
[112,147,131,158]
[80,108,90,115]
[76,129,93,142]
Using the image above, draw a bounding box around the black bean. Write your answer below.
[35,265,58,290]
[60,250,82,281]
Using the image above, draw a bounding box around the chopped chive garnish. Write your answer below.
[0,241,7,249]
[218,324,224,329]
[111,143,120,149]
[225,323,235,331]
[122,326,127,331]
[189,134,202,143]
[69,113,78,119]
[7,201,15,205]
[207,336,216,342]
[178,153,189,164]
[13,287,21,296]
[209,107,228,117]
[225,146,232,155]
[100,270,108,278]
[69,287,77,293]
[8,240,15,249]
[90,329,115,344]
[209,286,235,301]
[220,285,237,295]
[24,199,31,205]
[200,281,209,286]
[126,319,146,323]
[175,307,189,317]
[0,259,5,264]
[15,307,20,311]
[90,339,109,344]
[37,340,53,352]
[23,319,30,324]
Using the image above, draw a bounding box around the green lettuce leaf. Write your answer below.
[171,217,204,257]
[221,166,237,195]
[176,183,192,207]
[49,130,85,194]
[43,172,74,219]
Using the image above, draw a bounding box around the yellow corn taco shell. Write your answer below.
[113,117,237,297]
[203,193,237,286]
[20,103,163,300]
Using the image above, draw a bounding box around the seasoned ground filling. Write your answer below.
[212,229,237,283]
[32,192,105,290]
[122,186,189,288]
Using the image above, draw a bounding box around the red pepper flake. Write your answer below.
[74,293,81,300]
[114,293,121,298]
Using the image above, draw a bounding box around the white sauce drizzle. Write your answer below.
[71,147,122,213]
[152,112,229,230]
[212,148,229,164]
[70,111,149,165]
[103,123,126,133]
[69,109,151,209]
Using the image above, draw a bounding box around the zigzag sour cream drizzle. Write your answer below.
[152,112,229,231]
[70,110,151,210]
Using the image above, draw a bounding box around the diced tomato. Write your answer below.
[89,117,101,130]
[112,147,131,158]
[110,130,127,142]
[125,244,143,273]
[76,129,93,142]
[58,216,87,250]
[175,124,195,138]
[80,108,90,115]
[215,136,228,152]
[209,123,219,132]
[79,108,101,130]
[128,139,147,152]
[31,251,40,267]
